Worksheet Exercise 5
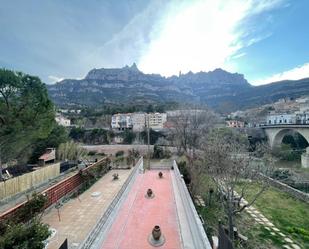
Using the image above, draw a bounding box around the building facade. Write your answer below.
[55,114,71,127]
[111,112,167,131]
[131,113,146,131]
[226,120,245,128]
[111,113,133,130]
[266,114,295,125]
[146,112,167,130]
[266,113,309,125]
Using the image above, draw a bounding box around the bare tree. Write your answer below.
[201,128,272,242]
[169,107,218,155]
[169,107,218,195]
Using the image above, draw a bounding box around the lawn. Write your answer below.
[236,182,309,248]
[197,192,282,249]
[196,176,281,248]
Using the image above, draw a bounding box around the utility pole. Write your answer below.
[0,147,2,181]
[147,114,150,170]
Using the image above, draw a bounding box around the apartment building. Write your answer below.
[131,113,146,132]
[111,112,167,131]
[111,113,133,130]
[146,112,167,130]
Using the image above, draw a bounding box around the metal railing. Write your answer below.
[79,157,143,249]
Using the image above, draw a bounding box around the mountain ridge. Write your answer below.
[47,64,309,111]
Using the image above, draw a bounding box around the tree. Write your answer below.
[168,107,217,195]
[141,129,164,145]
[122,130,136,144]
[0,69,55,165]
[127,149,140,166]
[153,145,164,159]
[0,219,50,249]
[201,129,272,242]
[169,107,217,155]
[0,193,50,249]
[29,124,68,163]
[57,141,87,161]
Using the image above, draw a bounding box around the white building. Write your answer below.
[267,113,309,125]
[146,112,167,130]
[132,113,146,132]
[266,114,295,125]
[55,114,71,127]
[296,113,309,124]
[111,112,167,131]
[111,113,133,130]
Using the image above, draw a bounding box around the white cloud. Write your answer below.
[253,63,309,85]
[48,75,64,83]
[232,52,246,59]
[137,0,284,76]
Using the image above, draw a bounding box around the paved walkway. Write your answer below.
[42,169,133,249]
[100,170,182,249]
[0,169,77,214]
[235,193,301,249]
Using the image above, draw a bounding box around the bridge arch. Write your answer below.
[263,126,309,150]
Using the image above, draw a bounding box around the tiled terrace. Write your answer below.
[42,169,133,249]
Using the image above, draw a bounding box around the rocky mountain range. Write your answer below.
[47,63,309,112]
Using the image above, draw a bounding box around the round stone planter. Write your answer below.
[148,225,165,247]
[145,188,155,199]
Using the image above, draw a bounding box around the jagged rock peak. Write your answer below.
[85,63,141,80]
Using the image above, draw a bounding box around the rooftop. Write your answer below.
[101,170,181,249]
[81,159,211,249]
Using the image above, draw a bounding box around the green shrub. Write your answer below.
[177,161,191,184]
[115,150,124,157]
[16,193,47,223]
[0,220,51,249]
[88,150,97,156]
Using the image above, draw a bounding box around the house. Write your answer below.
[226,120,245,128]
[55,114,71,127]
[38,148,56,166]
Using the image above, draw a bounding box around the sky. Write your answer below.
[0,0,308,85]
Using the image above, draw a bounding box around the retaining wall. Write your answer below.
[260,173,309,203]
[0,157,110,221]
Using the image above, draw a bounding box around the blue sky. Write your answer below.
[0,0,308,85]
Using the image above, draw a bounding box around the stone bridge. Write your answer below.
[261,124,309,149]
[261,124,309,168]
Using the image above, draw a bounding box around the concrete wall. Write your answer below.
[0,163,60,200]
[301,149,309,168]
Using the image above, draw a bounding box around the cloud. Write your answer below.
[232,52,246,59]
[48,75,64,83]
[136,0,285,76]
[253,63,309,85]
[86,1,166,69]
[0,0,287,82]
